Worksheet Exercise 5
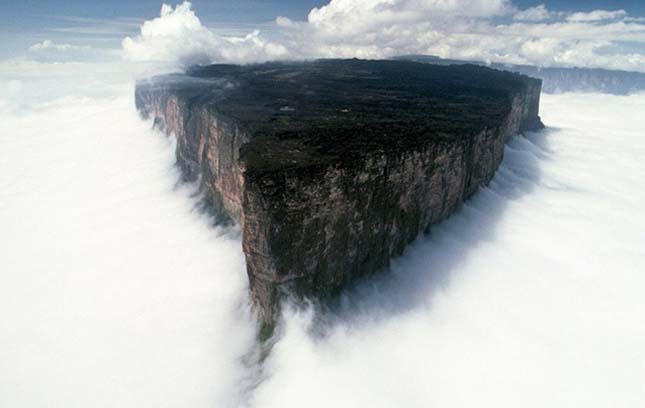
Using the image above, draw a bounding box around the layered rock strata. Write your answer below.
[135,59,543,325]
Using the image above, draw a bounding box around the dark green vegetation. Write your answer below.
[161,59,539,177]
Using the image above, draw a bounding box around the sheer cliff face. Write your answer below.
[136,88,249,220]
[240,85,542,323]
[135,60,543,325]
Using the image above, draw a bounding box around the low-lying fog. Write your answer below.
[1,70,644,407]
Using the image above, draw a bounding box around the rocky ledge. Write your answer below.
[135,59,544,326]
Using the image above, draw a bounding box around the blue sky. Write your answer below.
[1,1,328,58]
[2,0,645,71]
[3,0,644,31]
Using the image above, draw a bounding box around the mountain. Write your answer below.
[135,59,543,327]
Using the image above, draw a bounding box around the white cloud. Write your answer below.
[29,40,89,52]
[0,76,256,406]
[567,9,627,22]
[250,93,645,408]
[27,40,118,63]
[513,4,554,22]
[276,1,645,71]
[47,16,142,37]
[121,1,645,73]
[121,2,288,67]
[288,0,511,54]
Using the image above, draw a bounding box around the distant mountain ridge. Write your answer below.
[396,55,645,95]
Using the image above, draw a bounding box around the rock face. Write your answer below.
[135,59,543,325]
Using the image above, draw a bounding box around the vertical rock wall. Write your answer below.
[136,89,249,220]
[240,82,543,323]
[136,76,543,326]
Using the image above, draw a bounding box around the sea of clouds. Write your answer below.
[0,74,259,407]
[2,1,645,407]
[1,61,644,408]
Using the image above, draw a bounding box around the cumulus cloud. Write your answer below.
[122,2,288,67]
[306,0,511,30]
[275,0,513,59]
[279,0,645,71]
[513,4,554,22]
[121,1,645,73]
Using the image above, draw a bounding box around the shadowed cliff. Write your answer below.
[135,59,544,327]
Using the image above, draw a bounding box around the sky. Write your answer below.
[2,0,645,71]
[3,0,645,25]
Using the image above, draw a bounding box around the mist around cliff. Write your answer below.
[1,58,644,407]
[0,71,259,407]
[254,92,645,408]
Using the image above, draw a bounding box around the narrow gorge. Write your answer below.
[135,59,544,326]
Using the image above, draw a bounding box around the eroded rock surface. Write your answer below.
[135,59,544,325]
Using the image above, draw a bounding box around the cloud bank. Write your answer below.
[0,74,258,407]
[121,1,645,73]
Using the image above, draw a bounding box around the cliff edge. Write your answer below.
[135,59,544,325]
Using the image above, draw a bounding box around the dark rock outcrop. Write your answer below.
[135,59,543,325]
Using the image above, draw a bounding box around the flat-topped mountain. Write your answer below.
[135,59,544,326]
